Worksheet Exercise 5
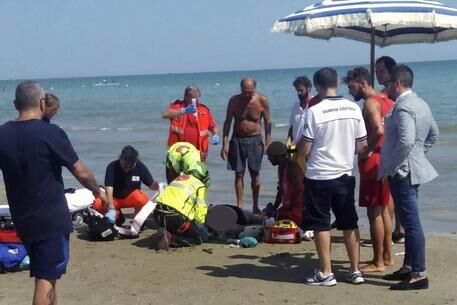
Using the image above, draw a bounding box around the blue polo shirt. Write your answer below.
[0,119,79,241]
[105,160,154,199]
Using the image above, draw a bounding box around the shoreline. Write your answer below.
[0,184,455,235]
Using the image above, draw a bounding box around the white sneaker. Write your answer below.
[346,271,365,284]
[305,269,337,286]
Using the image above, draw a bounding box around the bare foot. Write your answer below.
[360,263,386,273]
[384,259,395,266]
[252,207,261,215]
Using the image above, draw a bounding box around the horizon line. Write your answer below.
[1,57,456,82]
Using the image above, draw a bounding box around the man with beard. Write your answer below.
[380,65,439,290]
[286,76,313,170]
[221,78,271,214]
[376,56,397,94]
[344,67,394,273]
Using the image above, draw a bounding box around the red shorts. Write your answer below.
[358,152,390,207]
[92,189,150,216]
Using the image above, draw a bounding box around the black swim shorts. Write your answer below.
[303,174,358,231]
[227,135,264,174]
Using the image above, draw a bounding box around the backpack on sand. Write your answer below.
[85,208,118,241]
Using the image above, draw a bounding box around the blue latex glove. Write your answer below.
[180,104,197,115]
[212,134,220,145]
[105,208,116,224]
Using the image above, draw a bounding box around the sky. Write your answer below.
[1,0,457,80]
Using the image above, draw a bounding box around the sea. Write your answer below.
[0,60,456,233]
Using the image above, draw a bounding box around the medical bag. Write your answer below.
[264,219,300,244]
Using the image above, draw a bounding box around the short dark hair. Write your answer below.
[376,56,397,74]
[343,67,372,86]
[120,145,139,165]
[313,67,338,90]
[14,80,44,111]
[240,77,257,88]
[45,92,60,107]
[390,64,414,88]
[293,76,312,88]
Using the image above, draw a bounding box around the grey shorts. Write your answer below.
[227,135,264,174]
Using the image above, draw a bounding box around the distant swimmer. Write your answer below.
[221,77,271,214]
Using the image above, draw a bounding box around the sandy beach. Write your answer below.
[1,190,457,305]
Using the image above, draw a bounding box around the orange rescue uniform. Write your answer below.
[167,100,217,161]
[93,189,149,216]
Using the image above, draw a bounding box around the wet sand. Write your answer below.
[1,185,457,305]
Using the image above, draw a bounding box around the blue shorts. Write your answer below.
[23,234,70,280]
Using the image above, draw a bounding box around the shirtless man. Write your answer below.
[344,67,394,272]
[221,78,271,214]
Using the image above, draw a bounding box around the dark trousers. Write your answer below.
[388,174,426,276]
[154,204,203,247]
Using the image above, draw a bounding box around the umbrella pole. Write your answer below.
[370,27,375,85]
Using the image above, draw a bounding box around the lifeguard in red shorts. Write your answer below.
[93,145,159,225]
[344,67,394,273]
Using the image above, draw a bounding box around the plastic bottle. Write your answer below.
[191,98,198,117]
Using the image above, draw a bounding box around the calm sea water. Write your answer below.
[1,60,456,233]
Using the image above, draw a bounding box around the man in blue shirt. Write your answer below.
[0,80,107,305]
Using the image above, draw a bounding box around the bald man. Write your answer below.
[0,80,106,305]
[221,78,271,214]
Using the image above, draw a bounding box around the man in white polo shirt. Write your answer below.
[297,67,368,287]
[286,76,313,170]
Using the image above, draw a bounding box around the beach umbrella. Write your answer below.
[271,0,457,83]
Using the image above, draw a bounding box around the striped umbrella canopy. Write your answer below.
[271,0,457,80]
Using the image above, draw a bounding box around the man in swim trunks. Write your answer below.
[220,77,271,214]
[344,67,394,272]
